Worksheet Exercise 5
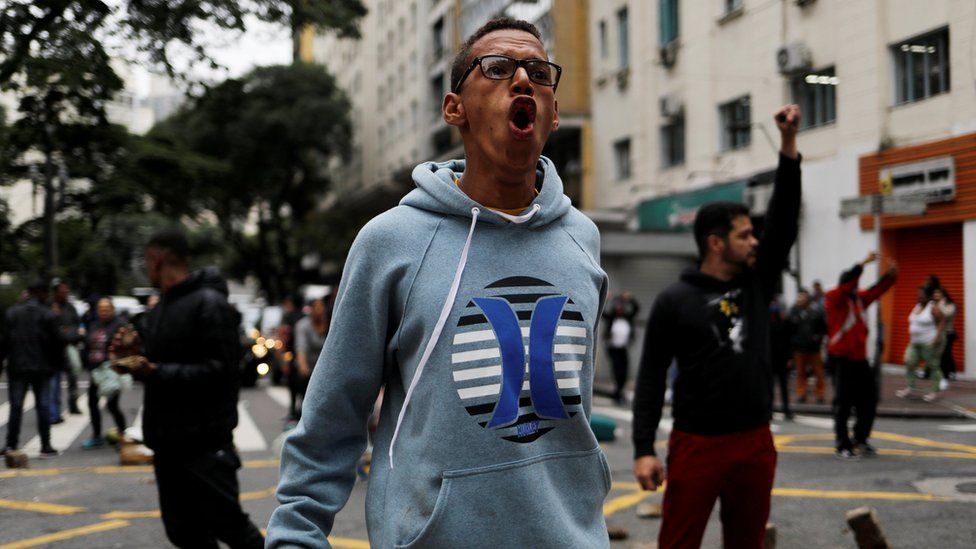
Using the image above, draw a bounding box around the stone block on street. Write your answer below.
[846,506,890,549]
[607,525,629,540]
[4,450,28,469]
[636,502,662,518]
[764,523,776,549]
[119,441,154,466]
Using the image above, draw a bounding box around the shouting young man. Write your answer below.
[267,18,611,548]
[632,106,802,548]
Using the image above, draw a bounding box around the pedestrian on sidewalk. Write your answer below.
[603,291,639,404]
[80,298,126,450]
[278,293,304,419]
[1,279,63,458]
[789,288,827,404]
[111,230,264,548]
[770,295,794,418]
[825,252,897,459]
[292,296,332,418]
[268,17,611,548]
[897,287,946,402]
[49,279,83,421]
[632,105,802,548]
[931,288,957,388]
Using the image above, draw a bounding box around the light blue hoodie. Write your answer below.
[267,157,611,548]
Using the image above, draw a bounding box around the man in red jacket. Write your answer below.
[824,252,897,459]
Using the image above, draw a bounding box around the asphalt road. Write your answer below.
[1,379,975,548]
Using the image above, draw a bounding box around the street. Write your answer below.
[1,380,975,548]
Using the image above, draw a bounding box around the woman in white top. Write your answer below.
[932,288,957,387]
[897,287,946,402]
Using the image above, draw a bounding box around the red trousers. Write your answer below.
[659,425,777,549]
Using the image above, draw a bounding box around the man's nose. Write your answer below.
[510,66,534,95]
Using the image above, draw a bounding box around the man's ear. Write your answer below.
[552,98,559,130]
[443,93,466,128]
[707,234,725,255]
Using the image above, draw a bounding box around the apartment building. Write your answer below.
[310,0,591,212]
[590,0,976,377]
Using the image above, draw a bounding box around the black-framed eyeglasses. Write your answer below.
[452,55,562,93]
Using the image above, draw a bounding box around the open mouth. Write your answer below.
[508,97,537,141]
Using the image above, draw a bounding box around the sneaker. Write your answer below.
[38,447,59,459]
[68,402,82,415]
[835,448,859,460]
[854,442,878,457]
[0,446,13,456]
[923,392,940,403]
[50,416,65,425]
[896,387,915,399]
[105,428,121,445]
[939,379,950,392]
[81,437,105,450]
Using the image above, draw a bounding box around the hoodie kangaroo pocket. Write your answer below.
[394,447,611,549]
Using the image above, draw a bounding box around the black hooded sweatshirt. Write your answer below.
[633,153,801,457]
[140,268,242,454]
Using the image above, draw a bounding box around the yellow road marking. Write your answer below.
[0,499,86,515]
[0,520,130,549]
[612,481,644,491]
[772,487,953,502]
[779,446,976,459]
[0,459,278,479]
[603,490,653,516]
[240,487,277,501]
[100,510,161,519]
[870,432,976,454]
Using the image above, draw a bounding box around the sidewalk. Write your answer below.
[781,366,976,420]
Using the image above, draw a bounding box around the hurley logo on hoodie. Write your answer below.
[706,289,746,354]
[451,276,587,443]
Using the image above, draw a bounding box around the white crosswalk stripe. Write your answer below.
[233,401,268,452]
[265,386,291,409]
[23,394,91,456]
[0,391,36,432]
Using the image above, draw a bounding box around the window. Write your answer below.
[598,20,608,59]
[892,27,949,104]
[616,7,629,69]
[719,96,751,150]
[660,0,679,47]
[791,67,837,129]
[614,138,632,180]
[433,18,446,59]
[661,115,685,168]
[431,74,445,117]
[725,0,743,13]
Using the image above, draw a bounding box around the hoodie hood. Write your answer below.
[168,267,229,300]
[403,156,572,228]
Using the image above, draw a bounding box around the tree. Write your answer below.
[0,0,366,275]
[155,63,353,300]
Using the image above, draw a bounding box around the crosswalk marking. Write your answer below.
[23,394,91,456]
[233,401,268,452]
[0,391,36,431]
[265,386,291,409]
[939,423,976,432]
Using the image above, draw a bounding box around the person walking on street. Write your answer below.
[80,298,127,449]
[632,105,802,548]
[278,293,304,420]
[825,252,897,459]
[49,280,83,421]
[789,288,827,404]
[268,18,611,548]
[931,288,957,388]
[897,287,946,402]
[769,295,794,419]
[603,292,639,404]
[0,280,63,458]
[111,230,264,548]
[292,296,332,418]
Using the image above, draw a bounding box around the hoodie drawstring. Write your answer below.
[388,204,541,468]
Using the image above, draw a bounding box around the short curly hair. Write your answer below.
[450,17,544,93]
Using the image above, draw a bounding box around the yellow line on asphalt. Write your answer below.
[612,481,644,491]
[101,510,161,519]
[240,487,277,501]
[0,499,86,515]
[870,431,976,454]
[0,520,131,549]
[779,445,976,459]
[0,459,279,479]
[773,487,954,502]
[603,490,652,516]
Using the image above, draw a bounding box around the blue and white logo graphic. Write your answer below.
[452,276,589,443]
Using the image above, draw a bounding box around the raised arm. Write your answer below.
[756,105,802,295]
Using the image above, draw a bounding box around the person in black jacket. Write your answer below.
[112,230,263,549]
[632,105,802,548]
[1,279,63,458]
[49,279,83,420]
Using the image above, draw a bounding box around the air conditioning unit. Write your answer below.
[660,94,684,119]
[796,0,816,6]
[776,42,812,74]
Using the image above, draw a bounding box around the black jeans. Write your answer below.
[607,347,629,401]
[830,356,877,450]
[5,373,53,450]
[153,446,264,549]
[941,332,957,379]
[88,372,126,439]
